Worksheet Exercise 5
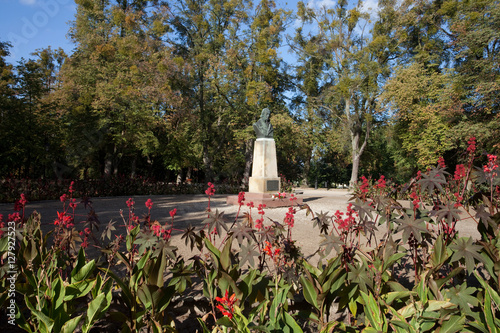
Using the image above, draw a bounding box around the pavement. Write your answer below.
[0,188,481,264]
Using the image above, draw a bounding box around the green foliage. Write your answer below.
[1,141,500,332]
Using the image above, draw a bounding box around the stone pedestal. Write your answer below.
[248,138,280,193]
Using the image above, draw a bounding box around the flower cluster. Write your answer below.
[284,206,296,228]
[124,198,140,232]
[272,192,286,200]
[255,204,266,230]
[334,203,357,233]
[483,154,498,177]
[215,290,237,319]
[359,176,369,194]
[410,191,420,209]
[263,241,280,258]
[438,156,446,168]
[79,227,91,248]
[145,198,154,210]
[54,211,74,229]
[375,175,386,189]
[170,208,177,219]
[467,136,476,155]
[237,192,245,206]
[454,164,466,181]
[205,182,215,196]
[126,198,135,208]
[14,193,27,212]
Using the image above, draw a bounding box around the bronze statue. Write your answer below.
[253,108,274,139]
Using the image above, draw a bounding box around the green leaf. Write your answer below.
[444,283,477,312]
[283,312,303,332]
[396,213,428,243]
[437,315,465,333]
[220,237,232,271]
[417,167,447,194]
[203,209,228,236]
[24,296,55,333]
[360,291,383,331]
[83,292,108,333]
[239,242,258,267]
[300,273,319,309]
[61,315,83,333]
[449,237,484,273]
[429,234,449,269]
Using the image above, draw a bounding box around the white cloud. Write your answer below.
[19,0,37,5]
[360,0,379,20]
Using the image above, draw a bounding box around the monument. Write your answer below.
[248,108,281,193]
[227,108,302,207]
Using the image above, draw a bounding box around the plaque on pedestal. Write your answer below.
[248,138,280,193]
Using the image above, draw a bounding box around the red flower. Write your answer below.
[376,175,386,189]
[246,201,254,208]
[255,218,263,230]
[359,176,369,194]
[410,191,420,209]
[126,198,135,208]
[60,194,67,203]
[437,156,446,168]
[205,182,216,196]
[169,208,177,218]
[215,290,237,319]
[69,198,78,210]
[467,137,476,154]
[237,192,245,205]
[151,224,161,237]
[8,212,21,224]
[69,181,75,194]
[0,221,5,238]
[145,199,153,210]
[483,154,498,176]
[284,206,296,228]
[454,164,466,181]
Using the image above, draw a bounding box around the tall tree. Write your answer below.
[59,0,183,178]
[292,0,398,188]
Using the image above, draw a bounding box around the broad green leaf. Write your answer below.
[360,291,383,331]
[220,236,232,271]
[449,237,484,273]
[83,293,107,333]
[24,296,54,333]
[437,315,465,333]
[61,315,83,333]
[300,273,319,309]
[396,213,427,243]
[283,312,303,332]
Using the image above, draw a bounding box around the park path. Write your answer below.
[0,188,481,263]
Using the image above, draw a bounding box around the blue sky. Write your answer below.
[1,0,77,64]
[1,0,378,65]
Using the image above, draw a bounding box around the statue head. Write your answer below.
[260,108,270,121]
[253,108,274,139]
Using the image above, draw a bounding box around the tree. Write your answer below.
[292,0,399,188]
[58,0,184,178]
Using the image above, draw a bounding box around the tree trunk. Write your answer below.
[130,156,136,179]
[104,153,112,178]
[203,143,214,182]
[241,139,253,189]
[347,100,370,190]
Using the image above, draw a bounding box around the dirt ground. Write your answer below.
[0,188,481,264]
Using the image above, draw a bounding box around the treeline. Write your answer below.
[0,0,498,188]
